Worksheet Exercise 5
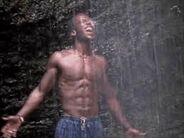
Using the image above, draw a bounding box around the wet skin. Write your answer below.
[58,14,102,117]
[44,14,102,117]
[57,49,105,117]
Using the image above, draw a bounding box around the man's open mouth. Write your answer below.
[86,27,93,32]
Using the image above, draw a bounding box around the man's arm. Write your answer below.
[101,58,145,137]
[17,52,59,119]
[1,52,60,138]
[100,59,131,130]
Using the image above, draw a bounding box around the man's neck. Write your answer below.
[74,39,92,56]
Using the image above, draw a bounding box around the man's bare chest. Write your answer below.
[58,55,103,81]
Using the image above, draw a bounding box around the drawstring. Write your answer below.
[80,117,87,130]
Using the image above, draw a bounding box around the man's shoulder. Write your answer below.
[61,48,75,56]
[51,49,74,58]
[49,48,74,63]
[94,54,107,64]
[93,54,108,69]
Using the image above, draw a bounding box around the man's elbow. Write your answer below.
[31,87,45,100]
[107,97,118,107]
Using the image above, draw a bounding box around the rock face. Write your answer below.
[1,0,184,138]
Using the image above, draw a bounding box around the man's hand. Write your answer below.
[1,116,22,138]
[126,128,146,138]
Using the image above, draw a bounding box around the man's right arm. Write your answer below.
[1,52,61,138]
[17,52,60,119]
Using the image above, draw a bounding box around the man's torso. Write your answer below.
[54,49,106,117]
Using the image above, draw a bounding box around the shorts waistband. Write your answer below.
[62,115,100,122]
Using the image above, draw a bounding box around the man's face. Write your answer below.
[73,13,96,40]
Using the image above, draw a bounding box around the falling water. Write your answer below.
[89,0,184,138]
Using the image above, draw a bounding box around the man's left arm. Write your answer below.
[101,58,145,137]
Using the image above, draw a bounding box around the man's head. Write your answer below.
[69,12,96,41]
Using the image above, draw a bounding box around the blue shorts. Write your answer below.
[55,116,105,138]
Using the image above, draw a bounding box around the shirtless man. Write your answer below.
[1,12,145,138]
